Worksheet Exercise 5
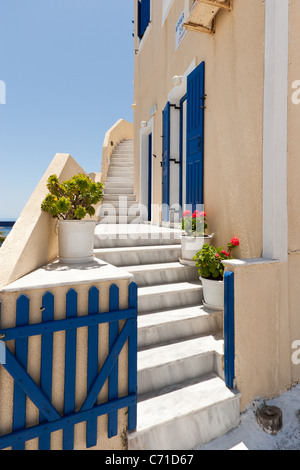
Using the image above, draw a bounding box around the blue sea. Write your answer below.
[0,221,15,242]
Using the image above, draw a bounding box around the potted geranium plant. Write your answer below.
[180,209,214,262]
[193,238,240,309]
[41,173,104,264]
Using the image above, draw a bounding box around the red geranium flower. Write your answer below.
[199,211,206,217]
[230,238,240,247]
[221,250,230,257]
[183,210,192,218]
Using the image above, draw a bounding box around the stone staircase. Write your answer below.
[99,140,143,224]
[94,140,241,450]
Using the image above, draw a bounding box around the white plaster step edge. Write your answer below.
[137,334,224,395]
[101,194,137,201]
[138,281,203,313]
[128,374,241,450]
[122,261,199,287]
[104,182,134,188]
[104,187,135,194]
[137,304,223,349]
[98,215,144,224]
[94,244,181,266]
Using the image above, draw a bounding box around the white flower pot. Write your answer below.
[181,234,214,261]
[57,220,96,264]
[200,276,224,310]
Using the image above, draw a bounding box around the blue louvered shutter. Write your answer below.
[162,102,170,221]
[186,61,205,213]
[138,0,151,39]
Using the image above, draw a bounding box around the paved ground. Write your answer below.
[195,382,300,450]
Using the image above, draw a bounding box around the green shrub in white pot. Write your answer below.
[193,238,240,309]
[41,173,104,264]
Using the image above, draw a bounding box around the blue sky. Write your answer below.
[0,0,134,220]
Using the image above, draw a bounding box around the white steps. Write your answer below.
[128,375,241,451]
[99,139,141,224]
[94,139,240,449]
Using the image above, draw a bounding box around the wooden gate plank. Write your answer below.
[108,284,119,438]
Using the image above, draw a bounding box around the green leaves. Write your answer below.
[193,243,234,280]
[41,173,104,220]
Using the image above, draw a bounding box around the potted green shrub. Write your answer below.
[193,238,240,309]
[181,210,214,262]
[41,173,104,263]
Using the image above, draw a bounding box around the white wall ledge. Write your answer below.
[0,258,133,293]
[222,258,282,269]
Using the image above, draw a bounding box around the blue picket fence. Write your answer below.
[0,282,138,450]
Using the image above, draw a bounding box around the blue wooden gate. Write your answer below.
[186,61,205,213]
[0,282,138,450]
[162,101,171,221]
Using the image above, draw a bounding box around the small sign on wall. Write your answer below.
[175,10,187,51]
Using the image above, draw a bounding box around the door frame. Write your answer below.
[139,118,154,222]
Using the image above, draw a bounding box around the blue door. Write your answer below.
[148,133,152,221]
[162,102,170,221]
[186,61,205,212]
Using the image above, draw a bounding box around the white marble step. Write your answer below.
[101,194,137,201]
[105,181,134,189]
[123,262,199,287]
[109,161,134,167]
[99,201,138,210]
[137,334,224,395]
[128,374,241,450]
[94,244,181,266]
[99,207,142,217]
[98,215,144,224]
[138,304,223,349]
[106,177,134,182]
[104,187,135,194]
[138,281,202,313]
[94,225,181,248]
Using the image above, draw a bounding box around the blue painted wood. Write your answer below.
[127,282,138,431]
[39,291,54,450]
[63,289,77,450]
[0,308,136,341]
[12,295,29,450]
[2,348,61,422]
[108,284,119,438]
[0,394,136,450]
[0,284,138,450]
[179,95,187,212]
[138,0,150,39]
[224,271,235,389]
[80,318,136,413]
[148,133,152,221]
[162,101,171,221]
[186,62,205,213]
[86,286,99,448]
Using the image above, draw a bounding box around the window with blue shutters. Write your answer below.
[138,0,151,40]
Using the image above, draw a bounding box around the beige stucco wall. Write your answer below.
[287,0,300,385]
[133,0,265,260]
[224,260,291,410]
[0,154,88,290]
[0,278,131,450]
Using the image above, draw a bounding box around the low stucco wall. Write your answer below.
[101,119,134,184]
[224,259,291,410]
[0,154,89,290]
[0,278,131,450]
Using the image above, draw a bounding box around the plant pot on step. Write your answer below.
[193,238,240,310]
[181,234,214,262]
[200,276,224,310]
[41,173,104,264]
[58,219,97,264]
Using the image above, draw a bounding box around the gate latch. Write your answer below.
[0,340,6,365]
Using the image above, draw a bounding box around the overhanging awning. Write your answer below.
[183,0,232,35]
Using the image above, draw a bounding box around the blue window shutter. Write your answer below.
[138,0,150,39]
[186,61,205,212]
[162,102,170,222]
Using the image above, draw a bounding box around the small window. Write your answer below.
[138,0,151,40]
